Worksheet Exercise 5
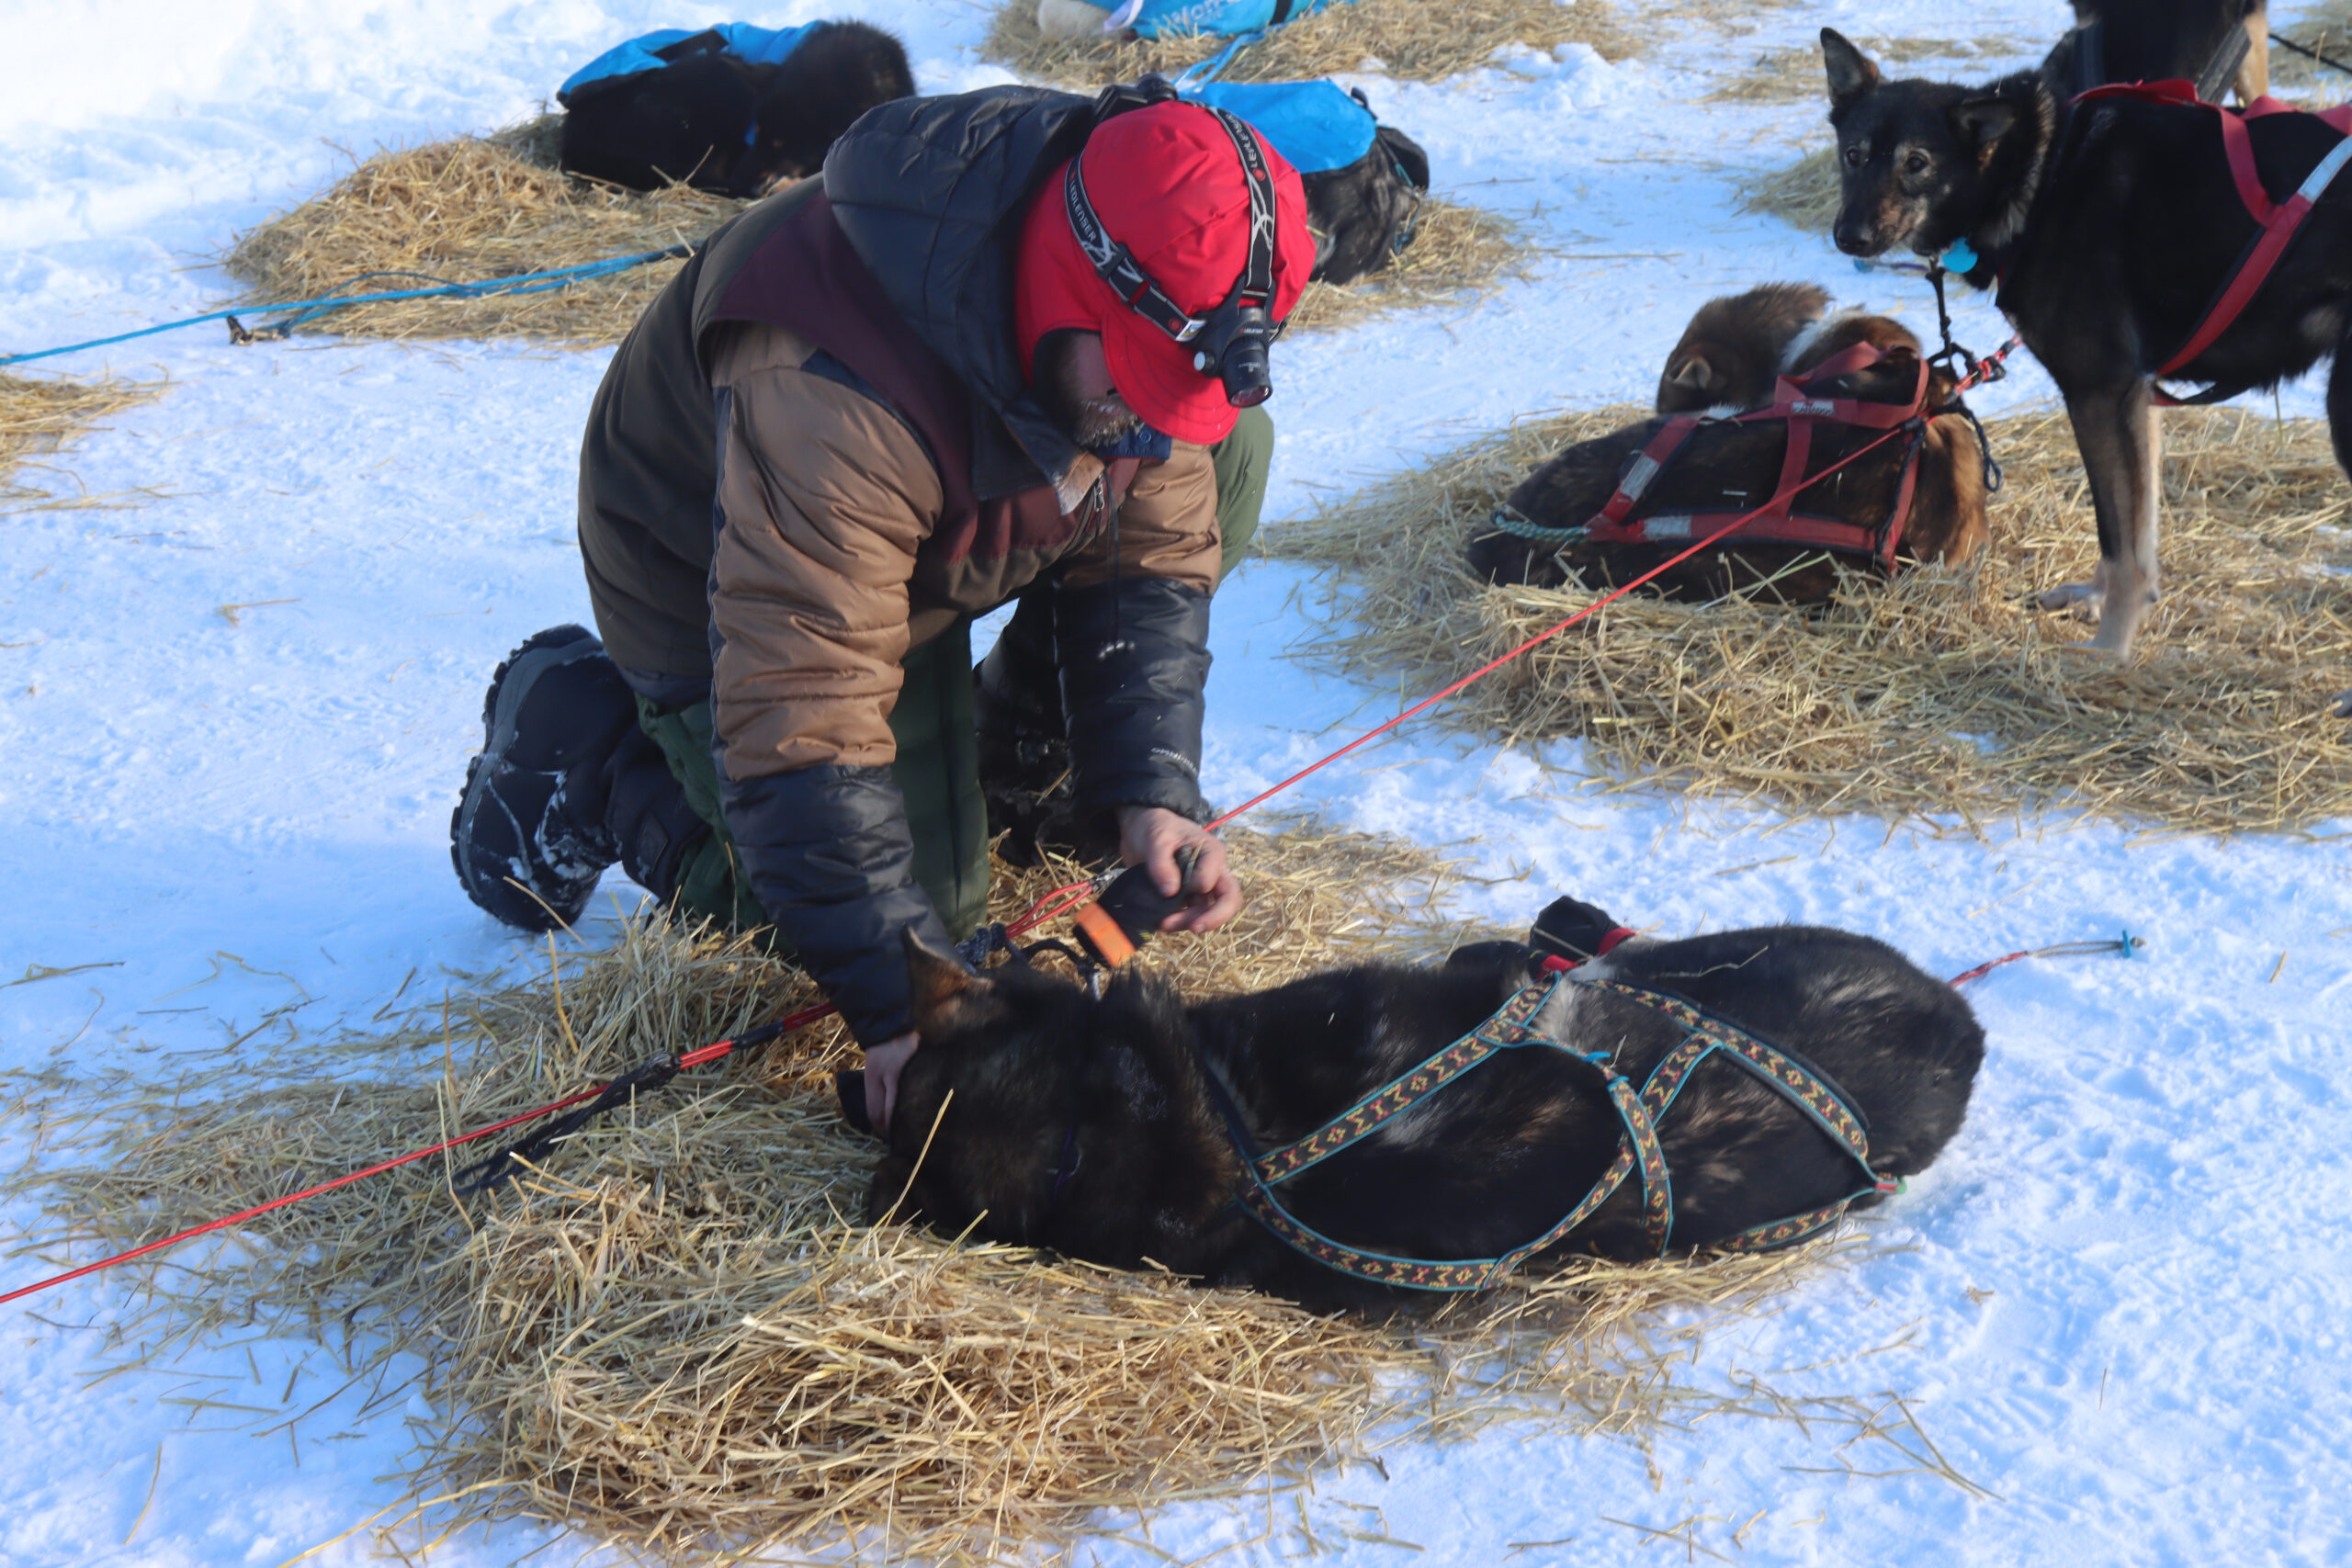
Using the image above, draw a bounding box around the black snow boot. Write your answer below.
[450,625,639,931]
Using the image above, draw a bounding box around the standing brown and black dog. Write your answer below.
[1820,28,2352,684]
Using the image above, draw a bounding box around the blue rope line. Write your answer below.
[0,243,695,368]
[1172,28,1265,89]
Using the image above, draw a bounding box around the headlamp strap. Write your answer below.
[1204,106,1277,308]
[1064,160,1203,342]
[1063,88,1280,349]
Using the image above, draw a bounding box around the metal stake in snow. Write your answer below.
[1949,932,2143,987]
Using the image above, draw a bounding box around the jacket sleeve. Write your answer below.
[717,764,950,1045]
[1051,441,1221,825]
[704,324,951,1044]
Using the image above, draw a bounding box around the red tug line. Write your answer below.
[6,338,2076,1313]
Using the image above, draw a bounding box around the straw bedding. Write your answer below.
[1286,197,1533,332]
[0,370,164,511]
[984,0,1636,87]
[2273,2,2352,94]
[227,125,1532,348]
[1266,406,2352,835]
[223,132,738,344]
[11,825,1894,1562]
[1741,145,1841,232]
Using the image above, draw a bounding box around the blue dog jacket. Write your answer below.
[1182,80,1378,174]
[559,22,820,103]
[1109,0,1356,41]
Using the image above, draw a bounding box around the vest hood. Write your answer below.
[821,85,1096,499]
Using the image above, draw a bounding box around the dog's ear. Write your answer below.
[1821,28,1881,113]
[1092,964,1192,1062]
[1668,355,1715,392]
[902,926,998,1039]
[1949,96,2020,155]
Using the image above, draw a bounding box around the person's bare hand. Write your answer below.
[1113,805,1243,932]
[864,1032,919,1135]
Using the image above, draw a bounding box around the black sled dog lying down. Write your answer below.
[558,21,914,197]
[1159,79,1430,287]
[867,904,1984,1311]
[1819,28,2352,668]
[1470,289,1990,604]
[1297,117,1428,286]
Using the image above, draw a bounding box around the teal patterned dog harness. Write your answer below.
[1208,971,1901,1292]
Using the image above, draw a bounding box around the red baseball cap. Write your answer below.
[1014,100,1315,446]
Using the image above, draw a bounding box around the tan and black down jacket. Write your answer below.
[574,85,1225,1045]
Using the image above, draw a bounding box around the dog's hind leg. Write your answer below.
[2328,321,2352,717]
[2323,315,2352,485]
[2043,378,2161,654]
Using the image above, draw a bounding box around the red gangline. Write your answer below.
[1210,342,2019,829]
[1947,952,2032,987]
[0,1087,617,1308]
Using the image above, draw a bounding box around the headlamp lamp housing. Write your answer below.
[1189,278,1281,409]
[1065,78,1285,413]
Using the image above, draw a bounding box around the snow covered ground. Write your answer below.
[3,0,2349,1562]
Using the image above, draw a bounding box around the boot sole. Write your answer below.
[450,625,605,930]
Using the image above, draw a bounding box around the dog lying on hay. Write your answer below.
[1469,288,1990,603]
[1819,28,2352,673]
[1167,81,1432,288]
[866,902,1984,1311]
[1655,281,1835,416]
[558,21,914,197]
[1295,116,1429,287]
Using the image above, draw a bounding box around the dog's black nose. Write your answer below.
[834,1069,874,1136]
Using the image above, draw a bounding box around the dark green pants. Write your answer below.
[639,406,1272,940]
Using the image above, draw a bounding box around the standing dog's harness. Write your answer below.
[2059,82,2352,405]
[1199,964,1901,1293]
[1490,343,1938,575]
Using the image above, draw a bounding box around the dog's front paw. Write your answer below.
[2037,581,2104,622]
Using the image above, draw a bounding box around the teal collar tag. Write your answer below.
[1941,238,1979,273]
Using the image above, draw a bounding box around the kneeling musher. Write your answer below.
[448,81,1316,1132]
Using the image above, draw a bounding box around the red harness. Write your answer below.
[1577,342,1933,573]
[2071,81,2352,400]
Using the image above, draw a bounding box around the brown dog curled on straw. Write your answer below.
[865,905,1984,1313]
[1468,286,1990,603]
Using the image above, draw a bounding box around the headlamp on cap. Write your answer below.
[1064,84,1285,412]
[1188,279,1278,409]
